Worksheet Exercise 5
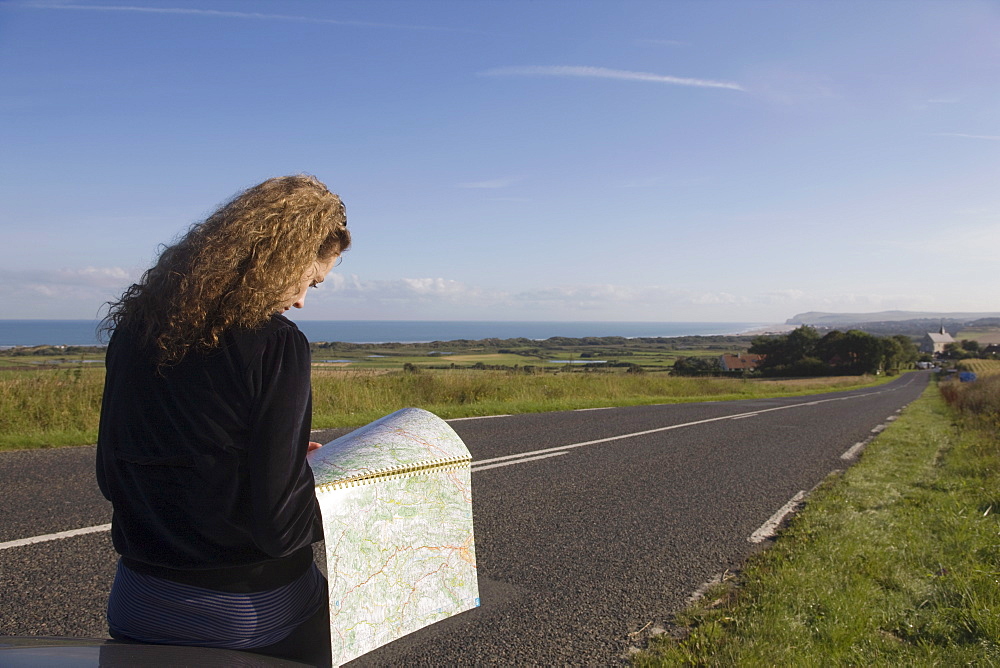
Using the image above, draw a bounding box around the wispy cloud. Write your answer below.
[480,66,745,91]
[0,266,137,317]
[932,132,1000,141]
[25,3,461,32]
[0,266,134,290]
[894,222,1000,262]
[635,38,688,47]
[10,266,956,321]
[739,66,838,107]
[457,176,522,189]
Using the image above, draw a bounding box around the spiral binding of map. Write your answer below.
[315,454,472,492]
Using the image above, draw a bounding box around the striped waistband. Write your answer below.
[108,558,327,649]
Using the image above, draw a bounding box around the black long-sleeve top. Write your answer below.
[96,314,323,592]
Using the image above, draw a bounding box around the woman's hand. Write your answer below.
[307,441,322,452]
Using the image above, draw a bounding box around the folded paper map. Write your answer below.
[306,407,480,666]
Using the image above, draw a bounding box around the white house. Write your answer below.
[921,325,954,355]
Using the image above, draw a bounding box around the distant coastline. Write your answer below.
[0,319,769,348]
[738,324,797,336]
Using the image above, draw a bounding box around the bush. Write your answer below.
[940,374,1000,427]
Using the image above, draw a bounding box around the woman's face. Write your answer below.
[281,255,338,313]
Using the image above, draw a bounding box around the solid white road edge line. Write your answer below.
[748,491,806,544]
[0,523,112,551]
[447,415,512,421]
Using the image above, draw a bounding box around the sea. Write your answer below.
[0,319,766,348]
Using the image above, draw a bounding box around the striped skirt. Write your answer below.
[107,559,327,649]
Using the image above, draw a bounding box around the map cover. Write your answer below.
[306,407,479,665]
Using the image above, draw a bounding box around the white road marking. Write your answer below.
[748,491,806,543]
[0,523,111,551]
[447,414,512,421]
[574,407,615,412]
[471,386,891,470]
[8,381,913,550]
[471,452,568,472]
[841,442,867,461]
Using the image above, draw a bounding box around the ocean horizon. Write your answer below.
[0,319,768,348]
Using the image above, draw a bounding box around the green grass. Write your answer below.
[0,367,106,449]
[633,382,1000,666]
[309,369,896,429]
[0,363,895,450]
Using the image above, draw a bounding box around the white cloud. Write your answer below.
[26,4,459,32]
[315,278,950,321]
[635,38,688,48]
[1,266,135,289]
[740,67,838,107]
[932,132,1000,141]
[54,266,133,288]
[480,66,745,91]
[322,274,504,304]
[2,266,986,323]
[0,266,138,318]
[893,221,1000,262]
[457,177,522,189]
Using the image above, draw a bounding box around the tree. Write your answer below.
[960,339,981,354]
[750,326,820,374]
[891,335,919,368]
[752,326,911,376]
[671,356,721,375]
[943,342,975,360]
[816,330,850,370]
[842,330,884,374]
[879,336,905,374]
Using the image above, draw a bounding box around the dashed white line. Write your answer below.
[841,442,867,461]
[748,491,806,543]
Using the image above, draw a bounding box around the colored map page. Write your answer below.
[307,408,479,666]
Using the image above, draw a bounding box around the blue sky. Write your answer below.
[1,0,998,323]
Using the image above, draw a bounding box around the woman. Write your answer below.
[96,174,350,666]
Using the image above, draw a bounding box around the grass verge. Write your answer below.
[309,370,895,429]
[633,381,1000,665]
[0,366,896,451]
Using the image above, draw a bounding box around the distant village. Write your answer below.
[675,317,1000,377]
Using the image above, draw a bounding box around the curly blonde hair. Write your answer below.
[103,175,350,366]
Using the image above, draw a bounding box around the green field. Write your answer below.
[308,334,747,373]
[955,327,1000,345]
[0,335,896,450]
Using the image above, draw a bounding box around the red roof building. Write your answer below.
[719,353,764,371]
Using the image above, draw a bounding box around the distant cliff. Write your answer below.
[786,311,1000,326]
[783,311,1000,338]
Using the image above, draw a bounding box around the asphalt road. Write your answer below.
[0,372,929,664]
